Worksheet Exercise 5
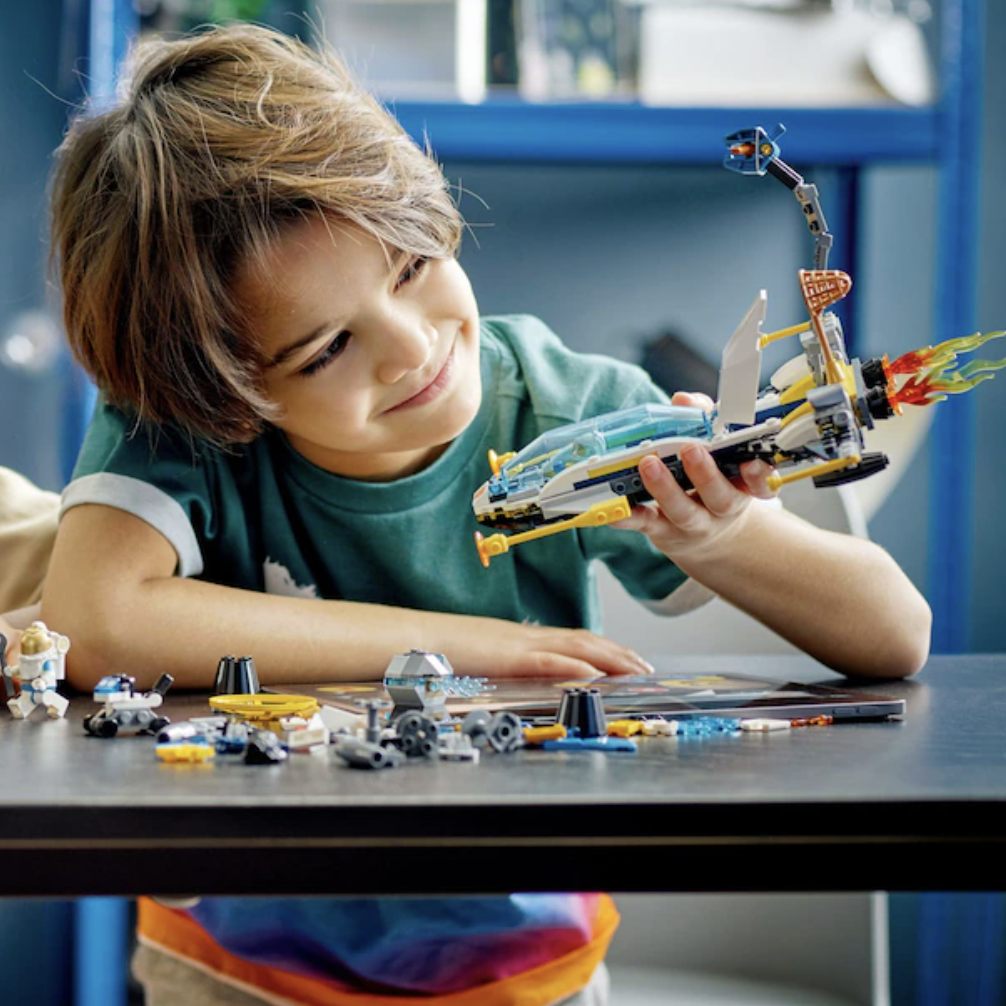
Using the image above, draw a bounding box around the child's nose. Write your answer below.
[375,315,435,384]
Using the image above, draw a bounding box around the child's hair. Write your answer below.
[51,23,463,444]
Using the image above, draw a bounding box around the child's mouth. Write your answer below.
[385,346,455,413]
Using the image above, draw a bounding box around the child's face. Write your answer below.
[237,215,481,481]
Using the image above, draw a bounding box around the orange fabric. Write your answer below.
[137,895,619,1006]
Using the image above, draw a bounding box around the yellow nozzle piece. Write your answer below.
[759,321,811,350]
[487,449,515,476]
[766,455,862,492]
[474,531,510,568]
[474,498,632,569]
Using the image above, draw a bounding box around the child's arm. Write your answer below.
[614,415,931,679]
[42,505,654,691]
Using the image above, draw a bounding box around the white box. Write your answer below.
[637,6,934,107]
[321,0,487,102]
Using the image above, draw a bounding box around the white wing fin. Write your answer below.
[713,290,767,436]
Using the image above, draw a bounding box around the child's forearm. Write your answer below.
[71,577,450,688]
[676,504,932,679]
[44,506,652,690]
[50,577,651,690]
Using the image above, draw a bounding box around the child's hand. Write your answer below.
[613,391,778,566]
[442,614,654,680]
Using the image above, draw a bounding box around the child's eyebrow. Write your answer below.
[266,323,336,370]
[264,252,410,369]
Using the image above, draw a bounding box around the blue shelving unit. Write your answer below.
[389,101,941,165]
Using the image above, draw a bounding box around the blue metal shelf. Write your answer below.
[390,99,940,166]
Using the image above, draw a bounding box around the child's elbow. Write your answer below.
[41,593,120,691]
[869,591,932,680]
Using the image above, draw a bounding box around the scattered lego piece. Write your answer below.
[487,711,524,753]
[791,715,834,727]
[557,687,606,738]
[215,720,251,754]
[383,650,493,719]
[84,672,174,738]
[213,654,260,695]
[333,736,405,770]
[437,732,480,763]
[4,622,71,721]
[640,719,677,737]
[279,712,330,751]
[156,742,216,764]
[541,736,637,754]
[209,693,319,722]
[740,718,793,732]
[363,699,384,745]
[318,704,366,738]
[523,724,567,746]
[157,721,203,745]
[461,709,493,748]
[394,711,439,758]
[244,729,289,764]
[189,715,229,731]
[607,719,643,738]
[672,717,742,738]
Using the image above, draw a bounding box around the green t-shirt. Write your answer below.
[63,315,686,630]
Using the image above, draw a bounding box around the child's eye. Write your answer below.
[298,331,351,378]
[395,256,430,290]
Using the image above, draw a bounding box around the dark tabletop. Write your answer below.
[1,654,1003,897]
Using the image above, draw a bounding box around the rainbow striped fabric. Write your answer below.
[138,893,619,1006]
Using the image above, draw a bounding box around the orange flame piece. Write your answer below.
[888,331,1006,407]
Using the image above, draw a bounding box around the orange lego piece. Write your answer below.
[523,724,567,745]
[606,720,643,738]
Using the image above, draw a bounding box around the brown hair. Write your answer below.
[51,23,463,444]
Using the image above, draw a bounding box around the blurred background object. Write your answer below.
[635,1,935,107]
[0,310,64,375]
[318,0,487,101]
[516,0,638,99]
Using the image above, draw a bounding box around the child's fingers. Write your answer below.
[678,446,748,519]
[496,652,599,680]
[738,459,779,499]
[637,454,704,530]
[537,627,654,677]
[670,390,715,411]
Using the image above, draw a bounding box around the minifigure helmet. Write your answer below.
[20,622,53,656]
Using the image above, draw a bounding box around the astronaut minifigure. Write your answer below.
[4,621,71,720]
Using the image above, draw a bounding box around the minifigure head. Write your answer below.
[51,23,474,464]
[19,622,53,657]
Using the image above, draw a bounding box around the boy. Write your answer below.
[42,23,930,1006]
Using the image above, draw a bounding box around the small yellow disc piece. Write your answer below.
[209,693,320,722]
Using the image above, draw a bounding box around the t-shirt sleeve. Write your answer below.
[60,404,213,578]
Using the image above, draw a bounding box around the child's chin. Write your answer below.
[446,382,483,435]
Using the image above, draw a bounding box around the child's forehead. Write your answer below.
[239,217,399,294]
